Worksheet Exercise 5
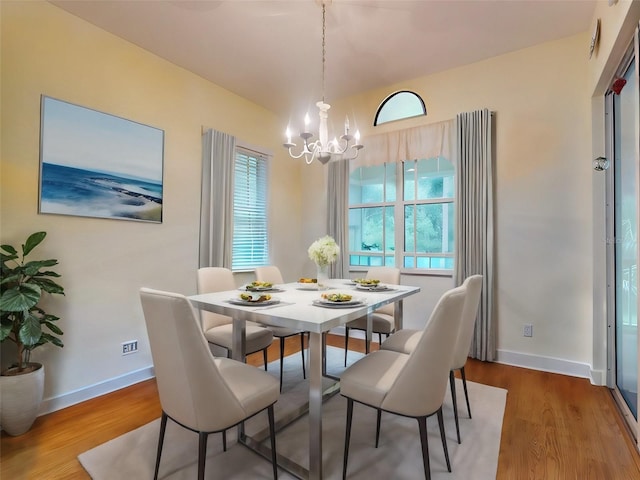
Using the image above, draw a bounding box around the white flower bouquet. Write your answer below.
[308,235,340,267]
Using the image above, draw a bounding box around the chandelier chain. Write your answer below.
[321,3,326,103]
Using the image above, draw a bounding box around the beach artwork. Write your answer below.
[39,96,164,223]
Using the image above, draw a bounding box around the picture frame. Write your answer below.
[38,95,165,223]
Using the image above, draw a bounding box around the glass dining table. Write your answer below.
[188,278,420,480]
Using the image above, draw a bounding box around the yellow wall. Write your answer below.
[316,33,595,374]
[0,1,305,408]
[3,0,635,410]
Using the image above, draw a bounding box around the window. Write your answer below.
[232,147,269,270]
[349,157,454,272]
[374,91,426,126]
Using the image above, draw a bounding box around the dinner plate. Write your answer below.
[241,286,283,292]
[355,284,393,292]
[296,283,328,291]
[312,299,365,309]
[227,298,280,307]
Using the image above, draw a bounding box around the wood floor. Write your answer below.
[2,334,640,479]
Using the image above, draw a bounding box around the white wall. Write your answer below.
[0,1,306,412]
[4,1,637,414]
[303,33,597,379]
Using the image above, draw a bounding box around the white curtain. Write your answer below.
[199,129,236,268]
[352,119,454,169]
[327,159,350,278]
[455,109,495,361]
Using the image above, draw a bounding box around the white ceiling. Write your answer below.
[51,0,597,116]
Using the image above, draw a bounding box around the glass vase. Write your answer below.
[316,264,330,288]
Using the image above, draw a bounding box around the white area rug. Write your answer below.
[79,347,506,479]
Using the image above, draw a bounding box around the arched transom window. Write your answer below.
[374,91,426,126]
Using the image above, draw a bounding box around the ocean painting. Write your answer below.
[39,96,164,223]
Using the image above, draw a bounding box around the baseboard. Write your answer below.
[39,365,155,416]
[496,349,604,385]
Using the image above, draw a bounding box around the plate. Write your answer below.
[355,284,393,292]
[312,299,365,309]
[241,286,283,292]
[296,283,328,291]
[228,297,280,307]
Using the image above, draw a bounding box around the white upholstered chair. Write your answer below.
[197,267,273,368]
[139,288,280,480]
[340,284,467,480]
[381,274,483,444]
[343,266,401,365]
[255,266,308,391]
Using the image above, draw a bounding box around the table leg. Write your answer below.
[365,312,372,354]
[231,318,247,362]
[395,299,404,331]
[308,331,323,480]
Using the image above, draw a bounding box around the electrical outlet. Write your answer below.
[523,324,533,338]
[121,340,138,355]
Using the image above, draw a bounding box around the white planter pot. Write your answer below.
[0,363,45,436]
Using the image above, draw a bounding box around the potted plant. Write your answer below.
[0,231,64,436]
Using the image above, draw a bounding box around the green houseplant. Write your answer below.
[0,231,64,435]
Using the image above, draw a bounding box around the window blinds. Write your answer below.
[231,147,269,270]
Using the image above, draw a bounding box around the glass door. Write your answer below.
[607,25,640,436]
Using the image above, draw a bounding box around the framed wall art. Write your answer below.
[39,96,165,223]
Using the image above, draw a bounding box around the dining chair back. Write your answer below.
[344,266,401,364]
[197,267,236,330]
[447,274,483,442]
[196,267,273,365]
[340,284,467,480]
[255,266,285,284]
[255,265,308,391]
[365,266,400,317]
[139,288,280,480]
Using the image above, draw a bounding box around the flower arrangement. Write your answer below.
[308,235,340,267]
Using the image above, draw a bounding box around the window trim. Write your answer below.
[348,159,455,276]
[374,90,427,126]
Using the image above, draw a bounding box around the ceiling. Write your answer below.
[51,0,597,116]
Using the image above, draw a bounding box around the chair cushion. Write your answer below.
[380,329,421,355]
[204,324,273,354]
[340,350,409,409]
[215,357,280,417]
[346,312,395,334]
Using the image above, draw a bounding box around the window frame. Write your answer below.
[231,146,270,272]
[348,159,454,276]
[373,90,427,126]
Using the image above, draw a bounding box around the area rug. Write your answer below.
[79,347,506,479]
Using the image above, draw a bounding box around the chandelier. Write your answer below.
[283,2,364,165]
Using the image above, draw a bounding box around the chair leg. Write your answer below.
[449,370,461,444]
[437,407,451,472]
[378,332,382,345]
[263,348,268,371]
[375,409,382,448]
[460,366,472,418]
[198,431,208,480]
[343,398,354,480]
[222,429,227,451]
[153,412,168,480]
[417,415,431,480]
[344,327,350,367]
[300,332,306,379]
[279,337,285,392]
[267,405,278,480]
[322,332,327,376]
